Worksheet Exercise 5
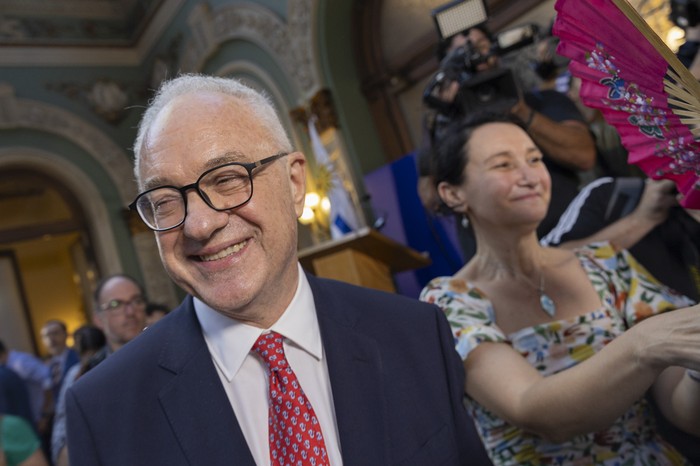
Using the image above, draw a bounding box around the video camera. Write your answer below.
[423,0,538,118]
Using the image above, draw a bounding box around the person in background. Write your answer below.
[0,345,34,429]
[543,177,700,302]
[531,31,644,182]
[677,24,700,80]
[144,302,170,327]
[66,73,490,465]
[0,414,49,466]
[50,326,105,466]
[529,35,570,94]
[420,112,700,465]
[0,343,51,465]
[82,274,147,373]
[39,321,79,405]
[0,345,51,441]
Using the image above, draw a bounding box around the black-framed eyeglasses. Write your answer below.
[129,152,288,232]
[99,296,147,313]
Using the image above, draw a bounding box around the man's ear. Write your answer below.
[437,181,468,214]
[287,151,307,217]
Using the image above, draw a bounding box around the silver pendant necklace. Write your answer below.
[538,273,556,317]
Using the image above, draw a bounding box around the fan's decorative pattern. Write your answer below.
[554,0,700,208]
[587,43,700,176]
[588,44,668,139]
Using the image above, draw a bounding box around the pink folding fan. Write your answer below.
[553,0,700,208]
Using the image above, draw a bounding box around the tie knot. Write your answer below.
[252,331,288,372]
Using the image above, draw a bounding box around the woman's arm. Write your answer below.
[465,304,700,442]
[559,179,677,250]
[510,100,596,172]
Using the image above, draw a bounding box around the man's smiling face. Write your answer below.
[138,91,306,327]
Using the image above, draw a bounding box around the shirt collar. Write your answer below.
[194,264,321,382]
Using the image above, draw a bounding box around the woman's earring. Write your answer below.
[461,215,469,229]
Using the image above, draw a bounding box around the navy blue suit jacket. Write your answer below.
[66,275,490,465]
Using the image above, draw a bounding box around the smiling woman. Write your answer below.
[420,111,700,466]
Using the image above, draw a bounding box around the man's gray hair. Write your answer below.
[133,73,293,184]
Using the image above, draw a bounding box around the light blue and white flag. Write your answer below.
[307,116,360,239]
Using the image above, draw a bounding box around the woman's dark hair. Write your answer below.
[432,112,527,189]
[73,325,106,356]
[73,325,106,379]
[145,302,170,317]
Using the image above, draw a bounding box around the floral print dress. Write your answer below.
[420,243,695,466]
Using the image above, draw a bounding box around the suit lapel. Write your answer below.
[156,279,391,465]
[308,276,389,466]
[156,298,256,466]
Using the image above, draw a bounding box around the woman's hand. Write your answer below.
[634,303,700,371]
[629,179,678,228]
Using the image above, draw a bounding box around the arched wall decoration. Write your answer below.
[0,148,123,276]
[0,85,178,307]
[215,60,303,147]
[0,83,136,203]
[180,0,319,100]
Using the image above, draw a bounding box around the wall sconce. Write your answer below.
[300,193,317,225]
[299,192,331,233]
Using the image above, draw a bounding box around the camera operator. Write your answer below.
[419,25,596,259]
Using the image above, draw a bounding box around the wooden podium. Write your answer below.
[298,227,431,293]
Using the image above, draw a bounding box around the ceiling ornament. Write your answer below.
[47,78,135,124]
[180,0,318,98]
[86,80,130,123]
[0,0,164,47]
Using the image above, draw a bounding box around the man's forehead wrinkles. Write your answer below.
[204,151,247,169]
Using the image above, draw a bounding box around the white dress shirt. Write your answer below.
[194,264,343,465]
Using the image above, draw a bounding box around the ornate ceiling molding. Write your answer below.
[0,83,136,203]
[0,0,163,46]
[0,0,185,67]
[181,0,319,99]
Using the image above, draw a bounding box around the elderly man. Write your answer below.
[66,74,489,465]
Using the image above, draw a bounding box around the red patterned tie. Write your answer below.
[252,331,330,466]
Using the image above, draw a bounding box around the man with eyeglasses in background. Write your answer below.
[83,274,147,373]
[65,74,490,466]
